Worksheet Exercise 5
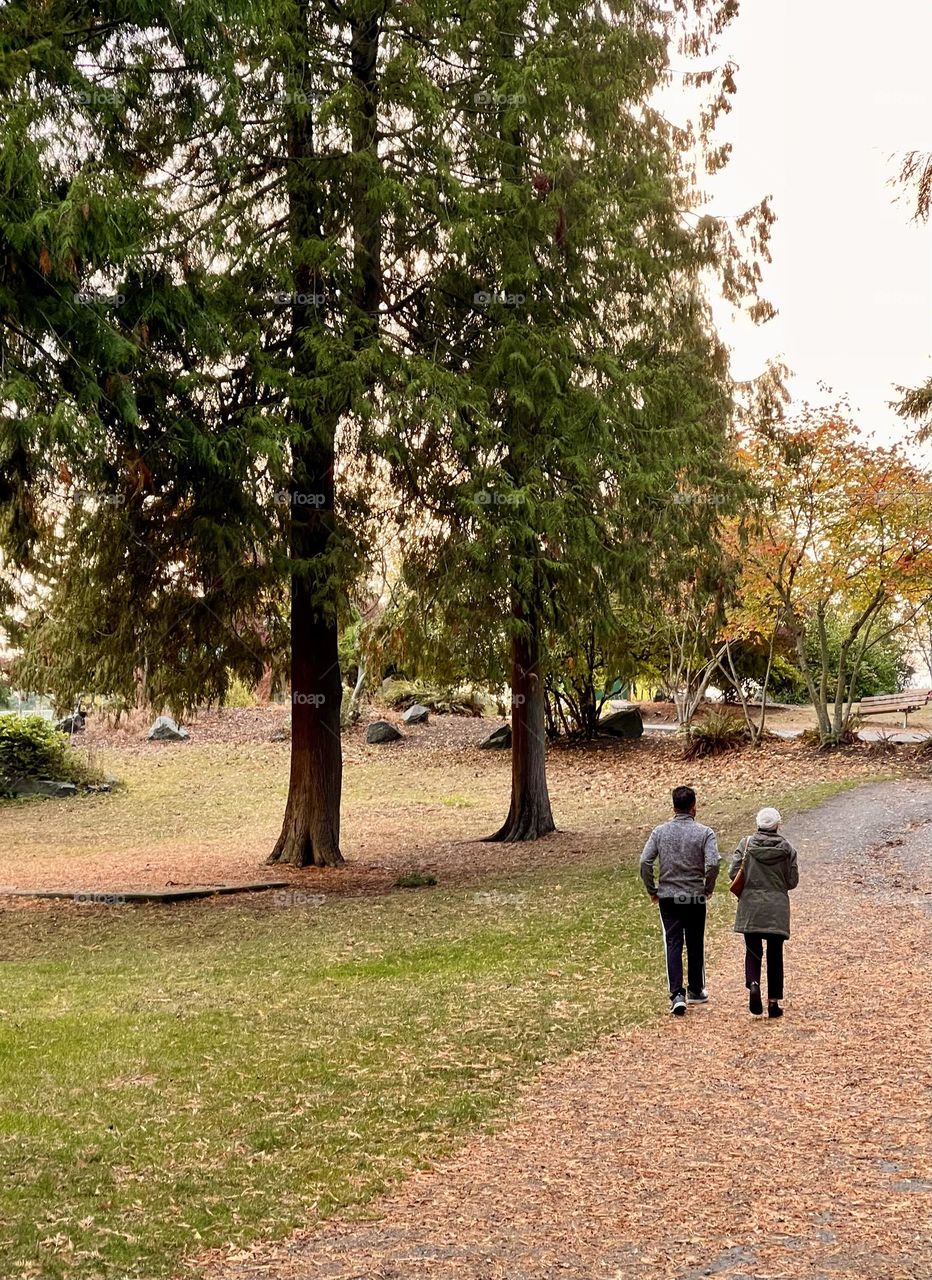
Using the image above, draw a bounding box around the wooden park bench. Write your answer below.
[858,690,932,727]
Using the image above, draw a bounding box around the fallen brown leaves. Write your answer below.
[0,710,912,901]
[198,781,932,1280]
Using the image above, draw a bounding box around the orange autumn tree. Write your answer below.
[741,410,932,744]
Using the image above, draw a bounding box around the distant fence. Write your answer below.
[0,698,55,721]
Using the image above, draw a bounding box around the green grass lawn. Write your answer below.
[0,760,867,1280]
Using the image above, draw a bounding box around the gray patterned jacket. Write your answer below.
[639,814,721,903]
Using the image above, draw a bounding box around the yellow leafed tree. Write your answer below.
[740,410,932,743]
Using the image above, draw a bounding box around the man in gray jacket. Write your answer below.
[640,785,720,1016]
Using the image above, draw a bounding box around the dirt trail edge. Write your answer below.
[203,780,932,1280]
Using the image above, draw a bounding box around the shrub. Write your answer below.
[379,679,485,717]
[681,710,750,759]
[798,722,862,750]
[338,618,362,685]
[222,675,257,709]
[0,715,98,785]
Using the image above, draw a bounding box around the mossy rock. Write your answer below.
[394,871,438,889]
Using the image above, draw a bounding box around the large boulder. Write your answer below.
[147,715,189,742]
[55,712,86,735]
[600,706,644,739]
[479,724,512,749]
[366,720,402,744]
[402,703,429,725]
[5,777,78,798]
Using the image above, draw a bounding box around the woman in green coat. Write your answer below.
[728,807,799,1018]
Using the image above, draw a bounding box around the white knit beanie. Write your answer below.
[757,807,781,831]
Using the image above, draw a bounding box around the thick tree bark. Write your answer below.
[487,606,556,842]
[268,362,344,866]
[268,514,344,866]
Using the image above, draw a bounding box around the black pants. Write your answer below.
[658,898,706,997]
[744,932,785,1000]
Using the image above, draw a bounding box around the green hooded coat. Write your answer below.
[728,829,799,938]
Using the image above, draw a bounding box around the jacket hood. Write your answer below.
[749,829,792,863]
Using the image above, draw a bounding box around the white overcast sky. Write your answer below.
[683,0,932,440]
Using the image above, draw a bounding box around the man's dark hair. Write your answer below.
[672,785,696,814]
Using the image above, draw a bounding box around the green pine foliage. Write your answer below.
[1,2,450,705]
[1,0,774,848]
[0,1,287,712]
[379,0,769,705]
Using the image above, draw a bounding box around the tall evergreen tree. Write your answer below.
[377,0,772,839]
[0,1,457,865]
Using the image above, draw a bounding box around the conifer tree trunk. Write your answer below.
[269,3,381,867]
[483,3,554,843]
[488,598,556,842]
[267,430,344,866]
[269,7,344,868]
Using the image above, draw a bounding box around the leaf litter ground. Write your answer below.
[201,780,932,1280]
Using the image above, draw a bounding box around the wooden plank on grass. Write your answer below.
[1,881,290,903]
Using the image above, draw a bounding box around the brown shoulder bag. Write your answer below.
[729,838,750,898]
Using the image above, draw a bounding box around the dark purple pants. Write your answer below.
[744,932,785,1000]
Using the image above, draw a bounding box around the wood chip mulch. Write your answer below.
[199,781,932,1280]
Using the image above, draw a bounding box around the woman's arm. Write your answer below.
[787,845,800,890]
[727,841,746,881]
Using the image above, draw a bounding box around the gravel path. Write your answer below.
[206,781,932,1280]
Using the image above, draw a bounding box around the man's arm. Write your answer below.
[639,830,659,899]
[703,828,721,899]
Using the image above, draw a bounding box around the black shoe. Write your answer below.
[768,1002,784,1019]
[670,992,687,1017]
[686,988,709,1004]
[749,981,763,1016]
